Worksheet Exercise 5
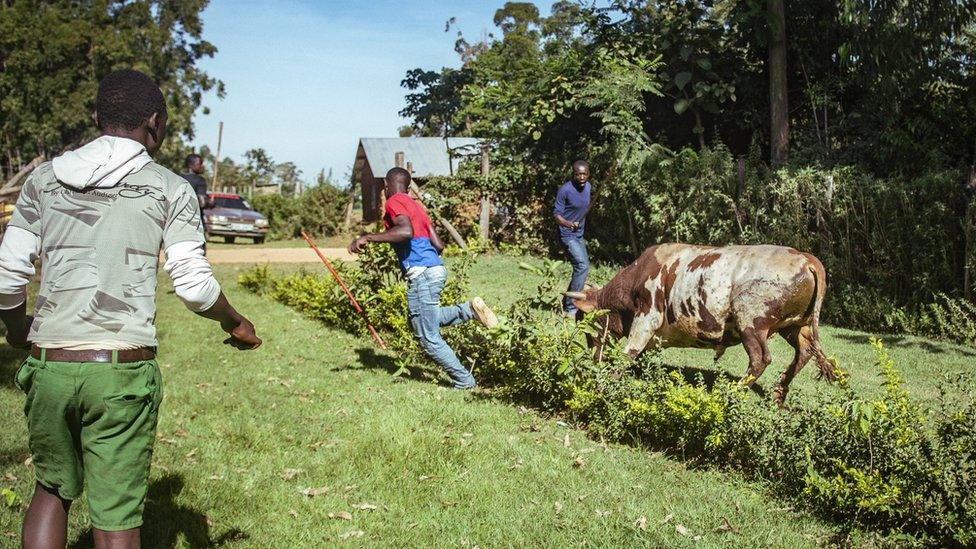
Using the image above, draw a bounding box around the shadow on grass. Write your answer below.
[0,347,29,388]
[351,348,445,386]
[834,332,976,357]
[68,474,247,548]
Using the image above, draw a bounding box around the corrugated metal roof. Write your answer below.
[354,137,482,180]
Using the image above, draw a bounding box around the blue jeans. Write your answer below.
[406,266,476,388]
[561,236,590,314]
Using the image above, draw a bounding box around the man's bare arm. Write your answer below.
[554,214,578,229]
[348,215,413,253]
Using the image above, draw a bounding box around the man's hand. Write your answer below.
[572,221,580,231]
[348,235,369,254]
[196,292,261,350]
[222,315,262,350]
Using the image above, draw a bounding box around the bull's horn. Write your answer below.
[563,291,587,299]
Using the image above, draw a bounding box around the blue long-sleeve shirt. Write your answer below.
[553,180,591,239]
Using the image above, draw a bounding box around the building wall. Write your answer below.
[360,160,383,223]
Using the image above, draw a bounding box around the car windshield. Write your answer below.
[213,197,251,210]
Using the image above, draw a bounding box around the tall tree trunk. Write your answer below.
[768,0,789,167]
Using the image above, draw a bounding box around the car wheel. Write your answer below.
[254,237,265,245]
[225,236,236,244]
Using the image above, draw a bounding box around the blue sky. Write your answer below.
[189,0,557,183]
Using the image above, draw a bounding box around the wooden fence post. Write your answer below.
[965,164,976,302]
[479,143,490,241]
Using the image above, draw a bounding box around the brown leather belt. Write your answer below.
[30,345,156,363]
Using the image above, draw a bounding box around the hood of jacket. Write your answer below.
[51,135,153,190]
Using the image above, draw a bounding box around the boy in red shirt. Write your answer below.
[349,167,496,388]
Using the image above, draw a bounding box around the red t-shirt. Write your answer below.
[384,193,433,236]
[383,193,442,269]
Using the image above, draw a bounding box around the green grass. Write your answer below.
[0,254,969,546]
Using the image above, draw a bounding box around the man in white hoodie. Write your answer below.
[0,69,261,548]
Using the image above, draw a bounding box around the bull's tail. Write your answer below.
[806,262,837,382]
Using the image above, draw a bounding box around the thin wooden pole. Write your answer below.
[479,143,490,241]
[301,231,387,350]
[211,121,223,190]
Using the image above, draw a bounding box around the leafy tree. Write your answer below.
[399,67,472,136]
[275,161,302,197]
[0,0,223,176]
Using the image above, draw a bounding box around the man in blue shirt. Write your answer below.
[553,160,592,317]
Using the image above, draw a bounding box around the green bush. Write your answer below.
[239,261,976,544]
[250,184,348,240]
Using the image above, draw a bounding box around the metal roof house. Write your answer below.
[353,137,482,222]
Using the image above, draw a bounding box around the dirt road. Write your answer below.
[204,247,355,264]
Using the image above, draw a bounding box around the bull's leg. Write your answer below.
[623,310,663,359]
[774,326,814,406]
[739,327,772,390]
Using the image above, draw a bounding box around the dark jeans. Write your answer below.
[561,236,589,314]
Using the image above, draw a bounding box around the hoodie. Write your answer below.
[0,136,221,350]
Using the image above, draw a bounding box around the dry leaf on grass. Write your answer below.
[635,516,648,531]
[288,509,298,518]
[205,516,215,527]
[329,511,353,521]
[563,434,571,448]
[554,501,563,514]
[573,456,586,469]
[676,524,691,537]
[661,513,674,525]
[301,486,329,497]
[2,473,17,483]
[340,530,364,540]
[351,503,377,511]
[281,469,303,481]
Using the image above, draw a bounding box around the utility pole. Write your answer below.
[211,121,223,190]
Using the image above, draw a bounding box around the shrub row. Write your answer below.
[250,184,348,240]
[239,256,976,544]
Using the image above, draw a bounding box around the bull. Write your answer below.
[565,244,837,404]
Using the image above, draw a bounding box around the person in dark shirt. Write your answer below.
[553,160,593,317]
[182,154,209,238]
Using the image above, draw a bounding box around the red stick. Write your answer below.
[300,231,387,350]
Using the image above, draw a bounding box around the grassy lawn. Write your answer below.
[0,253,969,546]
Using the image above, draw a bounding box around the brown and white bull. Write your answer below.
[565,244,838,404]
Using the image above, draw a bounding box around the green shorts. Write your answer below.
[14,352,163,531]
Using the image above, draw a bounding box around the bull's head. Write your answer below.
[563,286,602,314]
[563,286,618,361]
